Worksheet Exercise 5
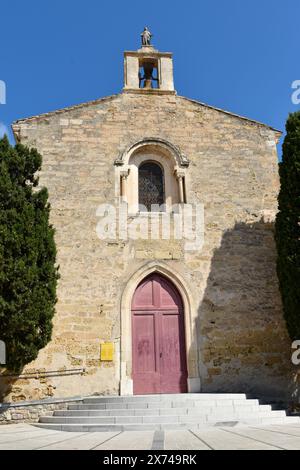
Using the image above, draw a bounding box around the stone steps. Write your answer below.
[82,393,248,403]
[40,410,287,425]
[35,394,300,431]
[34,417,300,433]
[68,398,260,410]
[54,404,272,416]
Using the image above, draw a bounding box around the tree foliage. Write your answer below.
[275,111,300,339]
[0,136,59,371]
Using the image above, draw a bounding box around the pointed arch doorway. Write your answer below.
[131,273,188,394]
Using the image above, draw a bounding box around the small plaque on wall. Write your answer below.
[100,342,114,361]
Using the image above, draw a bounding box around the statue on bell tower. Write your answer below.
[123,28,175,93]
[141,27,152,46]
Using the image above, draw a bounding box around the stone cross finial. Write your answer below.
[141,27,152,46]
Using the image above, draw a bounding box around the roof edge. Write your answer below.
[12,92,282,139]
[12,93,120,126]
[178,96,282,135]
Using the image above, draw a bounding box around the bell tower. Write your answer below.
[123,28,175,94]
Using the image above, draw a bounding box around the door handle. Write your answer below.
[160,352,162,358]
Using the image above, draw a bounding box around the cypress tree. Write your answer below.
[0,135,59,371]
[275,111,300,339]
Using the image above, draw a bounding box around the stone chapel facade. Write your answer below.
[1,39,293,402]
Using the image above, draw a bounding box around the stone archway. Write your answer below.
[114,137,190,168]
[120,261,200,395]
[114,138,189,214]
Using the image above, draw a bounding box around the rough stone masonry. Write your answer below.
[0,40,297,406]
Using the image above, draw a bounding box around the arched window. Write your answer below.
[138,161,164,211]
[117,140,189,214]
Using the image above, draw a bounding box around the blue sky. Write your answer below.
[0,0,299,157]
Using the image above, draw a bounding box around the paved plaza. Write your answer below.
[1,423,300,450]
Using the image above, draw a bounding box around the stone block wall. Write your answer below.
[0,92,295,402]
[0,397,83,424]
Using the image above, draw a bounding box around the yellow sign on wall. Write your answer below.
[100,342,114,361]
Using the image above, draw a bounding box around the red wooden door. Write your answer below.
[132,274,188,394]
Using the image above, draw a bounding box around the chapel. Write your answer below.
[1,30,292,402]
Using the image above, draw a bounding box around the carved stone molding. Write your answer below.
[114,137,190,168]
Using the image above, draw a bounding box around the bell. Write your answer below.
[142,62,155,89]
[143,79,153,89]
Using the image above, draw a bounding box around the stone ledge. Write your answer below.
[0,395,85,409]
[123,88,176,95]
